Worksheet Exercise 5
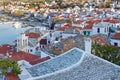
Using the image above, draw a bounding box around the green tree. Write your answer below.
[92,43,120,65]
[12,60,22,75]
[45,0,52,3]
[0,59,22,76]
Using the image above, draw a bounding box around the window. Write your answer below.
[88,31,90,36]
[35,28,39,32]
[104,28,106,32]
[30,49,33,52]
[97,28,100,33]
[84,31,86,35]
[114,43,118,46]
[117,25,119,28]
[111,24,113,27]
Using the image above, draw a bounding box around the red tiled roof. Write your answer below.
[104,18,119,24]
[112,33,120,39]
[57,23,73,31]
[9,51,50,65]
[83,23,93,30]
[75,26,82,30]
[90,36,108,45]
[0,44,15,55]
[9,51,40,62]
[7,73,20,80]
[93,20,101,24]
[26,32,41,38]
[117,28,120,31]
[64,23,72,28]
[83,20,101,30]
[57,27,66,31]
[30,56,50,65]
[0,44,50,65]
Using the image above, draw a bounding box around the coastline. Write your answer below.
[0,21,15,24]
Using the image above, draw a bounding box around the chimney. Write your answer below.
[85,37,92,54]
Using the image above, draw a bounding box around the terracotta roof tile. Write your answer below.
[0,44,50,65]
[7,73,20,80]
[0,44,15,55]
[90,36,108,45]
[64,23,72,28]
[83,23,93,30]
[26,32,41,38]
[57,27,66,31]
[117,28,120,31]
[83,20,101,30]
[75,26,82,30]
[104,18,119,24]
[57,23,73,31]
[8,51,50,65]
[9,51,40,62]
[112,33,120,39]
[93,20,101,24]
[30,56,50,65]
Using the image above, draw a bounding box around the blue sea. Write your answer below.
[0,24,31,45]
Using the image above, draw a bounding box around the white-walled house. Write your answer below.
[104,19,120,29]
[92,22,110,35]
[110,22,120,31]
[34,26,47,32]
[16,33,28,52]
[54,22,68,30]
[25,32,41,54]
[72,20,86,28]
[42,31,77,46]
[82,24,93,36]
[110,32,120,47]
[81,20,96,36]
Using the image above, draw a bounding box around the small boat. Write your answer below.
[13,22,22,28]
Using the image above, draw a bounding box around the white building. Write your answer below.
[72,20,86,28]
[110,32,120,47]
[92,22,110,35]
[103,18,120,29]
[17,33,28,52]
[25,32,41,54]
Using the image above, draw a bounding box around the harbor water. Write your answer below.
[0,23,31,45]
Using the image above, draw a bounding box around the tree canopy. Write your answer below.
[92,43,120,65]
[0,59,22,76]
